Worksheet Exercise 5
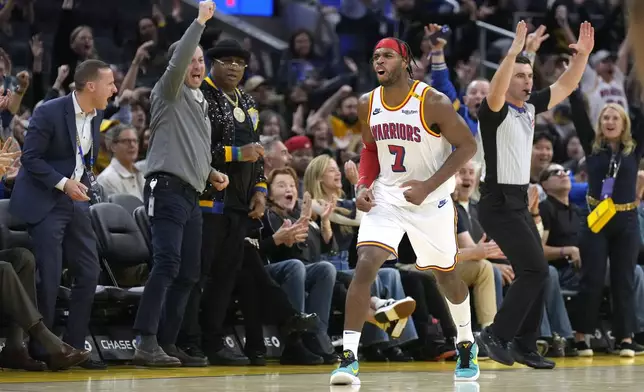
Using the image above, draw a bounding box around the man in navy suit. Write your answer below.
[10,59,117,369]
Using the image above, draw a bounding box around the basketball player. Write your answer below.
[330,38,478,385]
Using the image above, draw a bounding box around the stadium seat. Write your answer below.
[0,199,111,308]
[0,199,33,251]
[89,203,149,298]
[108,193,144,216]
[132,206,151,254]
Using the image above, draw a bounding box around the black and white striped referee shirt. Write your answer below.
[477,88,551,185]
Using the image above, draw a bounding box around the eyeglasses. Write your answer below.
[214,59,248,70]
[115,138,139,145]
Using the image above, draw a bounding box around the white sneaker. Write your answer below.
[373,297,416,324]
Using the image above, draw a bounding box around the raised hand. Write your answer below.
[508,20,528,57]
[135,41,155,64]
[424,24,447,50]
[344,160,359,186]
[197,0,216,25]
[525,25,549,53]
[30,34,44,59]
[569,21,595,56]
[16,71,30,88]
[300,192,312,221]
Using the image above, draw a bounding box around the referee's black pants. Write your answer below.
[573,210,638,340]
[478,184,549,349]
[178,211,249,352]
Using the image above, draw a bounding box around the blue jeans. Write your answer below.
[539,266,574,339]
[342,268,418,347]
[265,259,336,351]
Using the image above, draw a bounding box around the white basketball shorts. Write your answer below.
[356,196,459,271]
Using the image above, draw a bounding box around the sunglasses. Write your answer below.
[541,168,570,181]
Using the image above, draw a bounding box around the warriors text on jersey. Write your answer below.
[367,80,455,206]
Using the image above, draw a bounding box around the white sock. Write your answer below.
[446,295,475,344]
[343,330,361,358]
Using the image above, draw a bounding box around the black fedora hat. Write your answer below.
[205,39,250,64]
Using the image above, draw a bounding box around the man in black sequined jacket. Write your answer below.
[177,39,269,365]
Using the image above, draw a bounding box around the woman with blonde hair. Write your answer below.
[303,155,420,361]
[569,86,644,356]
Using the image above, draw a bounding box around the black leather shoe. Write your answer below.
[162,344,208,367]
[78,358,107,370]
[362,346,388,362]
[280,336,324,365]
[478,327,514,366]
[246,351,267,366]
[179,344,207,359]
[384,346,413,362]
[206,348,251,366]
[132,347,182,367]
[282,313,319,335]
[510,342,556,369]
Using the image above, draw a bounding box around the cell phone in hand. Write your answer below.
[429,25,451,46]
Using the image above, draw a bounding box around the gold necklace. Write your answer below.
[223,90,246,123]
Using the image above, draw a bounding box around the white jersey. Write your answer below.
[581,66,628,126]
[368,80,455,206]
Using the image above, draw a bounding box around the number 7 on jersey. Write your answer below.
[388,145,407,172]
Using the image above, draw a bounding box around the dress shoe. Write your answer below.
[206,348,251,366]
[384,346,413,362]
[280,336,324,365]
[132,346,182,367]
[161,344,208,367]
[510,342,556,369]
[48,343,92,371]
[246,351,267,366]
[78,358,107,370]
[0,346,47,371]
[302,333,340,364]
[179,344,207,359]
[361,346,388,362]
[478,327,514,366]
[282,313,319,335]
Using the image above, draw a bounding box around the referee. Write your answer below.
[132,1,229,367]
[476,21,594,369]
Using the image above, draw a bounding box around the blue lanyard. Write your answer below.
[75,124,94,168]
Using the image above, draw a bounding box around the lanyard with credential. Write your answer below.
[75,120,102,204]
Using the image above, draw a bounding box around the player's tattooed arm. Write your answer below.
[424,89,477,193]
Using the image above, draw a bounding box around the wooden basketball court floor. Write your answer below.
[0,356,642,391]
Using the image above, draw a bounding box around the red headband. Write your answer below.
[374,38,408,58]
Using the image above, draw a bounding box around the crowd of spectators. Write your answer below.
[0,0,642,369]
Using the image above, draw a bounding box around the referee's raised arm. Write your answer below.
[546,21,595,110]
[486,21,528,112]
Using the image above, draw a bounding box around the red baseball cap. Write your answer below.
[284,135,312,153]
